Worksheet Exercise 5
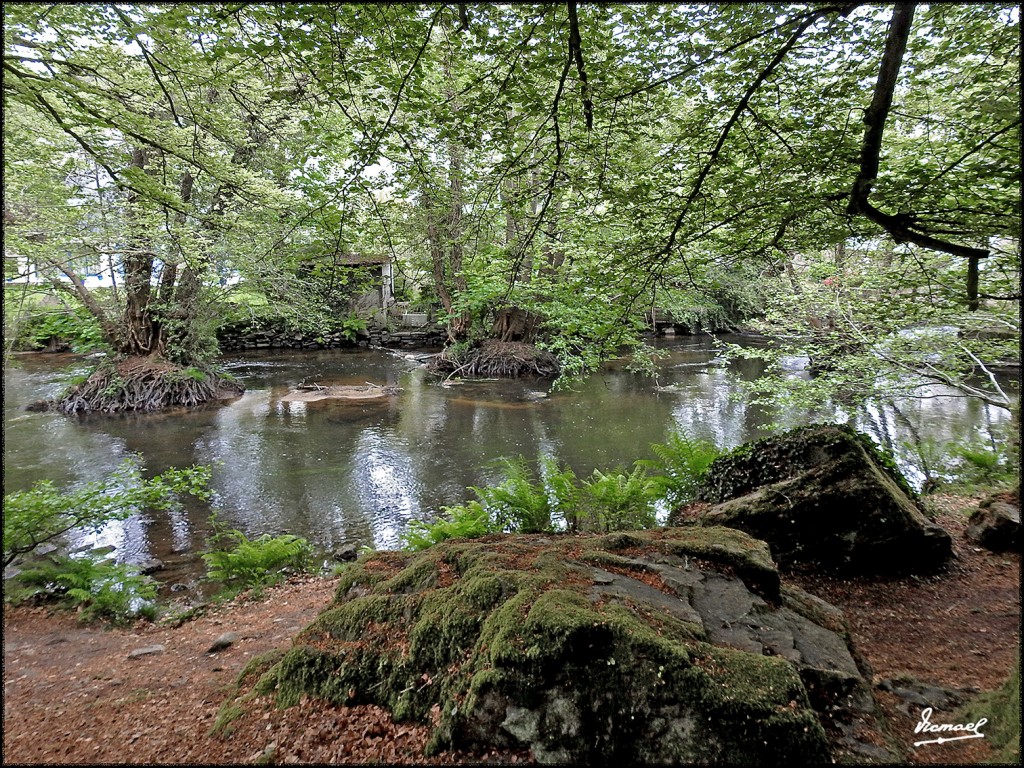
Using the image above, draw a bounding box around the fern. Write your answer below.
[540,456,580,531]
[473,457,554,533]
[8,551,158,624]
[401,456,579,550]
[401,501,495,551]
[578,467,659,532]
[638,430,721,508]
[201,516,312,597]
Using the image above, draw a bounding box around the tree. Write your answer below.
[4,5,362,408]
[4,3,1018,403]
[3,459,211,568]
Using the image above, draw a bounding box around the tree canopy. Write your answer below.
[4,2,1019,406]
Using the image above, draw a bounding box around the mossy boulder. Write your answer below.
[956,656,1020,765]
[965,492,1020,552]
[682,424,952,575]
[240,529,896,764]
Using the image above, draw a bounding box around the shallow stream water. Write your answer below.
[2,335,1014,586]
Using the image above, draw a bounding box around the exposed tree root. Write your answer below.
[50,356,244,414]
[427,339,559,378]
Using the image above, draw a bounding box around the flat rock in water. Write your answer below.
[280,384,398,403]
[235,529,895,764]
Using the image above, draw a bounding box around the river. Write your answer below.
[2,335,1015,587]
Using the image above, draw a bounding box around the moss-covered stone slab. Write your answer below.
[683,424,952,575]
[239,529,897,764]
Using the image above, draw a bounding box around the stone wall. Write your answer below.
[216,321,446,352]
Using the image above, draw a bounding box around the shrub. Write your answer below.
[201,515,312,597]
[898,429,1018,495]
[401,456,661,549]
[10,303,107,353]
[472,457,558,534]
[577,467,659,532]
[401,502,495,552]
[637,430,721,508]
[339,314,367,342]
[7,550,158,625]
[951,440,1016,489]
[3,460,213,568]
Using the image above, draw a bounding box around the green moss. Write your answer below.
[780,584,849,635]
[381,555,440,593]
[333,555,410,599]
[208,647,290,737]
[956,657,1020,765]
[244,532,845,763]
[657,527,781,602]
[458,571,510,609]
[209,701,246,737]
[699,423,919,503]
[410,590,486,670]
[849,429,919,501]
[597,531,646,550]
[237,648,290,687]
[577,549,658,571]
[696,643,811,712]
[306,593,419,642]
[476,579,547,667]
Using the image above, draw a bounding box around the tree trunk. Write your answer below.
[446,137,471,340]
[967,255,980,311]
[423,190,456,321]
[121,147,158,356]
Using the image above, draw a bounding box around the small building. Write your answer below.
[336,252,394,313]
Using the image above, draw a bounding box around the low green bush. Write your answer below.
[899,429,1018,496]
[8,551,158,625]
[401,502,495,551]
[577,466,659,532]
[201,515,313,597]
[8,301,107,353]
[401,434,719,550]
[3,460,213,568]
[637,429,721,508]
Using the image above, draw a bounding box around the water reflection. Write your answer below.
[3,338,1017,574]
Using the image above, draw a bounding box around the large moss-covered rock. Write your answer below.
[685,424,952,575]
[241,529,896,764]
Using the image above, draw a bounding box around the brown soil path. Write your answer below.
[3,498,1019,765]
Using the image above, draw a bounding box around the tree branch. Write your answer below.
[654,10,825,266]
[566,0,593,131]
[846,3,990,260]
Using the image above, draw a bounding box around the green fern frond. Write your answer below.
[201,522,312,597]
[638,430,721,507]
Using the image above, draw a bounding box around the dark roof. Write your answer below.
[294,244,390,266]
[336,252,390,266]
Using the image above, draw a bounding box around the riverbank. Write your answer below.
[2,494,1018,765]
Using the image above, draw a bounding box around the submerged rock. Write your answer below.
[280,383,400,403]
[682,424,952,575]
[237,529,895,764]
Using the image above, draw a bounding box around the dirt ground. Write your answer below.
[3,496,1019,765]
